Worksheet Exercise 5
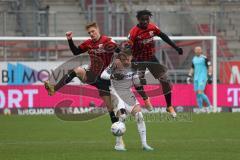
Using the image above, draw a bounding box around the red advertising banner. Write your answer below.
[220,61,240,84]
[0,84,239,108]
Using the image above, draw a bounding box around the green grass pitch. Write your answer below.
[0,113,240,160]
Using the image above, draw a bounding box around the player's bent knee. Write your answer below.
[74,67,86,77]
[131,104,141,115]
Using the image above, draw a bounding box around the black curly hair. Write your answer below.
[136,10,152,19]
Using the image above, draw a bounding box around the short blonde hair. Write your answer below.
[85,22,98,30]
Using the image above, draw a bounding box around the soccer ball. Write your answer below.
[111,121,126,136]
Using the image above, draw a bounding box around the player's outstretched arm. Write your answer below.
[66,31,84,55]
[158,32,183,55]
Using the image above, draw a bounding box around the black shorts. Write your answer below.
[84,70,111,97]
[132,56,167,79]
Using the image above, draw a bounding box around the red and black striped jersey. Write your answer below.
[128,23,161,61]
[79,35,115,75]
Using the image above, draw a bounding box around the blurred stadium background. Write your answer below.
[0,1,240,160]
[0,0,239,112]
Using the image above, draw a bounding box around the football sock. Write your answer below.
[109,111,118,123]
[160,80,171,95]
[54,70,77,91]
[116,136,123,146]
[197,93,203,108]
[135,112,147,146]
[200,93,211,107]
[159,80,172,107]
[135,86,148,100]
[164,92,172,108]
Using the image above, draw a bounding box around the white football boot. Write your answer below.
[142,144,154,151]
[114,136,126,151]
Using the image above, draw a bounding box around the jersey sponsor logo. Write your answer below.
[113,71,135,80]
[124,73,134,79]
[136,31,154,45]
[141,37,154,44]
[90,43,106,54]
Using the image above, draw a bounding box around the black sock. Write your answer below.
[164,92,172,108]
[160,80,171,93]
[109,111,118,123]
[54,70,77,91]
[135,86,148,100]
[159,80,172,107]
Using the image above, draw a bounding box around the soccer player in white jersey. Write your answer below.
[187,46,215,113]
[101,44,153,151]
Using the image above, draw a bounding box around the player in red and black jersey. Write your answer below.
[44,22,118,123]
[128,10,183,117]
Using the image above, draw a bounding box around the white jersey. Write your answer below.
[112,67,140,90]
[101,64,140,113]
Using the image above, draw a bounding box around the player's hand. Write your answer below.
[176,47,183,55]
[186,75,192,84]
[111,73,125,80]
[208,74,212,84]
[66,31,73,40]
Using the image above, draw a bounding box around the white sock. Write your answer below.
[135,112,147,146]
[116,136,123,146]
